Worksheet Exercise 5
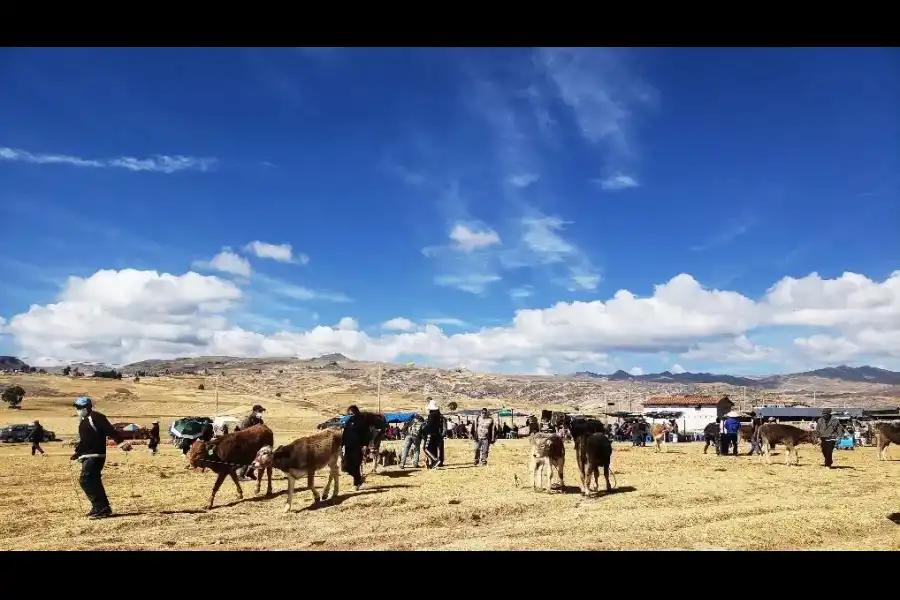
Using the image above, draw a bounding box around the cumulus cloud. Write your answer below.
[193,248,252,278]
[382,317,416,331]
[0,146,217,174]
[4,267,900,371]
[670,363,686,374]
[336,317,358,331]
[244,241,308,265]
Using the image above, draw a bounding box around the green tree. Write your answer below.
[1,385,26,409]
[447,401,458,411]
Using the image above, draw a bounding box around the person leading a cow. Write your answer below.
[473,408,495,466]
[722,412,741,456]
[817,408,844,468]
[237,404,265,480]
[342,405,369,490]
[29,420,46,456]
[148,420,160,456]
[71,396,132,519]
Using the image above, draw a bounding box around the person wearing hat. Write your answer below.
[341,405,369,489]
[147,420,160,456]
[237,404,266,480]
[472,408,495,466]
[816,408,844,468]
[423,398,444,469]
[722,411,741,456]
[29,420,46,456]
[71,395,132,519]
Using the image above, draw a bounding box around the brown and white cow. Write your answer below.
[651,423,672,453]
[756,423,818,466]
[873,422,900,461]
[529,433,565,492]
[252,428,343,512]
[186,424,274,510]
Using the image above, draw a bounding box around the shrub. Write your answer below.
[62,366,71,376]
[2,385,26,408]
[447,401,458,411]
[133,376,140,383]
[198,384,205,390]
[275,392,282,397]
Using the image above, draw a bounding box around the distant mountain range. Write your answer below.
[571,365,900,387]
[3,353,899,386]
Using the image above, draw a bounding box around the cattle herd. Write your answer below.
[181,412,900,513]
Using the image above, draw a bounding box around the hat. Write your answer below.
[725,411,739,418]
[151,420,159,424]
[252,404,265,412]
[427,400,438,411]
[821,407,831,414]
[74,395,92,409]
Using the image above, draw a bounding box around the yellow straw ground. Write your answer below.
[1,375,898,550]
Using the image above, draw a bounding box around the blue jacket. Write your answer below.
[724,418,741,434]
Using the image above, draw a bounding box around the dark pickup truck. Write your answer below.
[0,424,57,443]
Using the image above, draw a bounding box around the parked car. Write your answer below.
[0,424,57,443]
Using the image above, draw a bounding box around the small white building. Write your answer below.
[642,395,735,434]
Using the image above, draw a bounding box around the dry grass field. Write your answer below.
[1,374,898,550]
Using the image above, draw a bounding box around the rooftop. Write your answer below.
[643,395,730,407]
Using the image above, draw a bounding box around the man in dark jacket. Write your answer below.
[702,422,720,455]
[342,405,369,489]
[71,396,132,519]
[817,408,844,468]
[147,421,160,456]
[29,420,46,456]
[423,399,444,468]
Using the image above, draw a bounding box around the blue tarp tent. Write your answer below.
[383,412,419,424]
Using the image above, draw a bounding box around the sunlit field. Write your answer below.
[1,375,898,550]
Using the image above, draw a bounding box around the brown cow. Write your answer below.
[651,423,672,453]
[529,433,565,492]
[873,422,900,461]
[570,420,613,496]
[757,423,818,466]
[186,424,274,509]
[252,429,342,513]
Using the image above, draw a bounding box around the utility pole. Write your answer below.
[377,364,382,413]
[214,373,219,417]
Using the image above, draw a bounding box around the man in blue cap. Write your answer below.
[71,395,132,519]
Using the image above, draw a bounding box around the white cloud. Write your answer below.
[596,173,640,191]
[509,286,533,299]
[336,317,358,331]
[193,248,252,278]
[382,317,416,331]
[4,267,900,371]
[534,47,656,181]
[670,363,686,374]
[0,146,216,174]
[629,366,644,376]
[448,224,501,252]
[243,241,308,265]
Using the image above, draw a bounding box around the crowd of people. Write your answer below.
[59,392,866,520]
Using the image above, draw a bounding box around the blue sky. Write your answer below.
[0,47,898,374]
